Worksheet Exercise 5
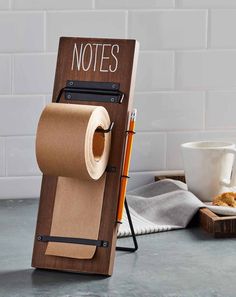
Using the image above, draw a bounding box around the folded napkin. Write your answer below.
[118,179,236,237]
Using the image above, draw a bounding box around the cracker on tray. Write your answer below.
[212,192,236,208]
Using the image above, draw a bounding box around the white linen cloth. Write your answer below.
[118,179,236,237]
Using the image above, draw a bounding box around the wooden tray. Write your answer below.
[155,174,186,183]
[199,208,236,238]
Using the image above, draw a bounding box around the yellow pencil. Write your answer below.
[117,109,137,223]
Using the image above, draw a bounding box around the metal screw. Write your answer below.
[37,235,42,241]
[112,84,116,89]
[103,241,108,247]
[69,81,74,86]
[110,97,115,102]
[67,94,72,99]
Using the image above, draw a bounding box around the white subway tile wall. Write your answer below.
[130,132,166,171]
[0,55,11,94]
[134,92,205,131]
[0,12,44,52]
[210,10,236,48]
[175,51,236,89]
[13,54,57,94]
[128,10,207,49]
[0,96,45,135]
[0,176,41,199]
[46,11,127,51]
[0,0,9,9]
[0,0,236,197]
[5,136,39,176]
[205,91,236,129]
[136,52,175,91]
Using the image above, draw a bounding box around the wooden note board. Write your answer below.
[32,37,139,276]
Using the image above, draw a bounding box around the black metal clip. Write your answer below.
[126,130,136,135]
[121,175,130,179]
[96,122,114,133]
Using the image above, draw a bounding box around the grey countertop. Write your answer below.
[0,199,235,297]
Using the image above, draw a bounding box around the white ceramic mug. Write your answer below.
[181,141,236,202]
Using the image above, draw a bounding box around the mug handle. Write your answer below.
[221,148,236,187]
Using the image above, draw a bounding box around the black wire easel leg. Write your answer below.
[116,199,138,252]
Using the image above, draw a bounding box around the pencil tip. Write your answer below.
[131,109,137,120]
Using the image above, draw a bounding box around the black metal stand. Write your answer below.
[116,199,138,252]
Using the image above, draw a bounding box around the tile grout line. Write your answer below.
[43,95,47,106]
[1,50,236,57]
[3,137,6,177]
[174,0,177,9]
[125,10,129,39]
[0,175,42,179]
[11,55,14,95]
[4,137,8,177]
[173,51,177,90]
[203,90,207,130]
[1,8,236,13]
[43,11,47,52]
[206,9,210,49]
[0,52,57,56]
[1,90,236,97]
[1,135,36,138]
[164,132,168,170]
[92,0,96,9]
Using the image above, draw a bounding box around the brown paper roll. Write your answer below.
[36,103,111,259]
[36,103,111,180]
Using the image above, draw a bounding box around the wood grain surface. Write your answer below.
[199,208,236,238]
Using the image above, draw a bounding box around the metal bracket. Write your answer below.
[37,235,109,248]
[56,80,124,104]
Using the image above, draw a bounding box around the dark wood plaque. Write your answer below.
[32,37,139,275]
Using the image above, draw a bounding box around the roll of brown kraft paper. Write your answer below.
[36,103,111,260]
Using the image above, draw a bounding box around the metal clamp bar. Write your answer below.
[67,80,120,90]
[56,80,124,104]
[37,235,109,248]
